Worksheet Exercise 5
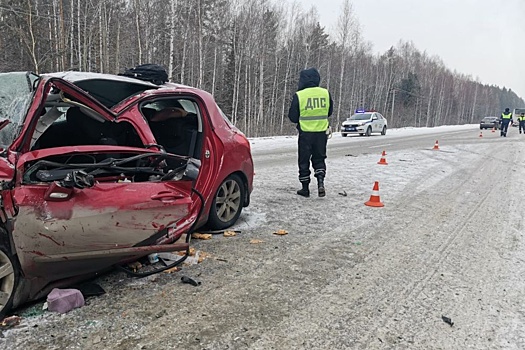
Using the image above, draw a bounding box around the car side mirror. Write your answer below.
[372,116,378,120]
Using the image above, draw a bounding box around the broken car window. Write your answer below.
[0,72,39,148]
[31,85,143,151]
[141,98,201,158]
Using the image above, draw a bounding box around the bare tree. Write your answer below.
[0,0,521,136]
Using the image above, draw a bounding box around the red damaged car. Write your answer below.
[0,71,253,317]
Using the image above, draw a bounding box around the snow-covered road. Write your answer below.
[3,124,525,349]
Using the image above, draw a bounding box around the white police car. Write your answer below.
[341,110,388,137]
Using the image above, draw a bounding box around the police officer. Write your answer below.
[500,107,513,137]
[288,68,333,197]
[518,112,525,134]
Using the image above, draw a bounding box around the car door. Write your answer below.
[8,78,196,279]
[372,113,379,132]
[11,172,193,279]
[376,113,385,130]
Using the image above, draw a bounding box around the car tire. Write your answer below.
[381,126,387,135]
[359,133,364,136]
[207,174,245,230]
[342,133,347,137]
[0,243,18,320]
[365,127,372,137]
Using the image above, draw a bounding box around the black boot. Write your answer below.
[297,182,310,197]
[317,177,325,197]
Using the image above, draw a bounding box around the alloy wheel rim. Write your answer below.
[0,250,15,309]
[215,179,241,222]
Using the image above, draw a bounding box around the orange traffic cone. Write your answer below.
[365,181,384,207]
[377,152,388,165]
[433,140,440,150]
[479,131,483,138]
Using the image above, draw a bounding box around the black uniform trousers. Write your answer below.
[298,131,327,183]
[501,119,511,136]
[519,121,525,133]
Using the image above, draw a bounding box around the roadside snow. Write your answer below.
[248,124,477,154]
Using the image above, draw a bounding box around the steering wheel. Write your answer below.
[148,153,168,168]
[60,170,95,189]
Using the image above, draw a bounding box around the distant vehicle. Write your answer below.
[480,116,499,130]
[512,108,525,117]
[341,110,387,137]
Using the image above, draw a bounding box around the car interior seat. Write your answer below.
[65,107,115,146]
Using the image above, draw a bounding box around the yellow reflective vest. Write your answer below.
[501,112,512,119]
[296,87,330,132]
[518,115,525,122]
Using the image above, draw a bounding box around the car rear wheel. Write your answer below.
[365,126,372,137]
[207,174,245,230]
[342,133,347,137]
[0,245,17,320]
[381,126,387,135]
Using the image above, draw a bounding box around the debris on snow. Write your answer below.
[223,230,237,237]
[181,276,201,286]
[441,315,454,326]
[127,261,142,272]
[163,266,181,274]
[0,315,21,329]
[192,232,213,240]
[47,288,85,314]
[177,247,197,257]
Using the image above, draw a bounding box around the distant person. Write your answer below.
[500,107,513,137]
[518,112,525,134]
[288,68,333,197]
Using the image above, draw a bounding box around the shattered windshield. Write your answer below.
[0,72,39,148]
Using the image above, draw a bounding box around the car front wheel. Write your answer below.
[381,126,387,135]
[207,174,245,230]
[365,126,372,137]
[0,244,17,320]
[342,133,347,137]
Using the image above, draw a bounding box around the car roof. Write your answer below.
[41,71,201,108]
[43,71,160,87]
[42,71,196,91]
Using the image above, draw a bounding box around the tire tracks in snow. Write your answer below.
[248,142,516,349]
[354,143,519,347]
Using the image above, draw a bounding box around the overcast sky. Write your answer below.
[283,0,525,101]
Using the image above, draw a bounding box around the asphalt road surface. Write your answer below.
[3,125,525,349]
